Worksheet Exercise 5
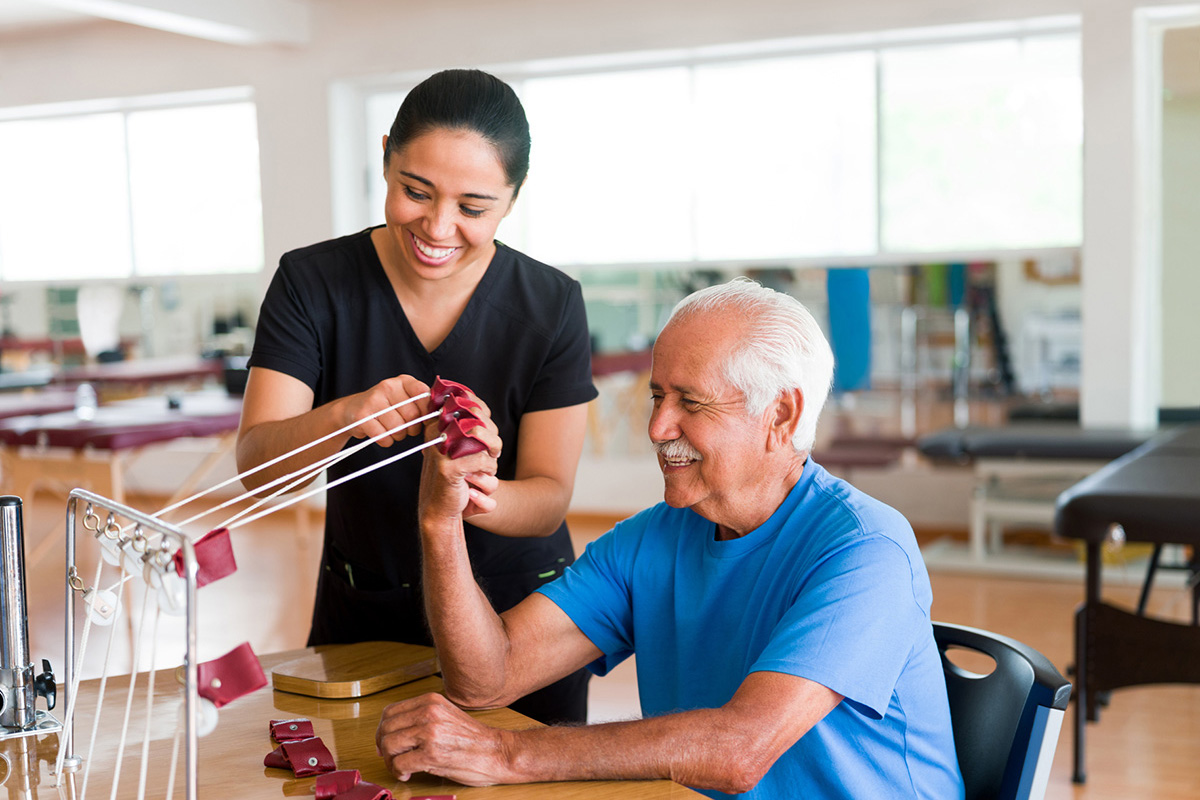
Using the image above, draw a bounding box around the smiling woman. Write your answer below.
[236,69,598,727]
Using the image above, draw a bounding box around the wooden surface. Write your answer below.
[272,641,439,699]
[11,646,701,799]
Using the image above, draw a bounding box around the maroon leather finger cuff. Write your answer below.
[268,717,314,743]
[315,768,361,799]
[197,642,267,708]
[263,736,335,777]
[430,376,472,408]
[335,781,394,800]
[438,394,482,429]
[437,417,488,459]
[174,527,237,588]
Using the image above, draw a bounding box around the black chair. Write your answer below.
[933,622,1072,800]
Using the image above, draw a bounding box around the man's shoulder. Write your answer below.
[601,502,703,551]
[793,461,913,542]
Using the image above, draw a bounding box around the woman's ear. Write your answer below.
[768,388,804,451]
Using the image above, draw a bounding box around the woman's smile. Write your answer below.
[409,231,459,266]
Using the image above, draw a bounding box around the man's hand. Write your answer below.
[419,389,502,524]
[375,693,514,787]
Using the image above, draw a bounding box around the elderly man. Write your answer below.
[377,278,964,799]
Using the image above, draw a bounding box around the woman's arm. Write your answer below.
[235,366,430,492]
[464,402,589,538]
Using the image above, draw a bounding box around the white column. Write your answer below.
[1079,4,1159,430]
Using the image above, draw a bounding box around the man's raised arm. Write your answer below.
[414,417,601,709]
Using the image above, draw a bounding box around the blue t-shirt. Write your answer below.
[538,461,964,799]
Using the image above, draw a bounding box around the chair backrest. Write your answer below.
[933,622,1072,800]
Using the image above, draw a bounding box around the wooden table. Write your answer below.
[1,647,701,799]
[1055,424,1200,783]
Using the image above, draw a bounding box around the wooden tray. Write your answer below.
[270,641,438,698]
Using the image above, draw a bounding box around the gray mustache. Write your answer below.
[654,438,703,461]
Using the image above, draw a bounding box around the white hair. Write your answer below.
[666,277,834,453]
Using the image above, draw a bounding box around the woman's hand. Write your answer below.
[337,374,432,446]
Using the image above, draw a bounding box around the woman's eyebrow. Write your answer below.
[398,169,499,202]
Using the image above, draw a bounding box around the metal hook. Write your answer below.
[130,525,147,553]
[67,566,85,594]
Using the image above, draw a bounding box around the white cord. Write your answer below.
[80,560,127,800]
[54,554,105,781]
[184,409,438,531]
[108,573,154,800]
[149,391,431,520]
[226,434,446,531]
[136,603,162,800]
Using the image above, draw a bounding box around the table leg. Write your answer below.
[1073,539,1101,784]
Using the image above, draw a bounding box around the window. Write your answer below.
[520,67,694,264]
[692,53,877,260]
[880,35,1082,251]
[353,20,1082,267]
[0,91,264,281]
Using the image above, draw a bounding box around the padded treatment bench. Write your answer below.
[918,424,1152,560]
[1055,424,1200,783]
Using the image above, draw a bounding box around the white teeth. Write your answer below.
[414,237,456,259]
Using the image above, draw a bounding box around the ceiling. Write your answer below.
[0,1,90,32]
[0,2,1195,95]
[0,0,311,45]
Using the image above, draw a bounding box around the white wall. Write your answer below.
[0,0,1191,423]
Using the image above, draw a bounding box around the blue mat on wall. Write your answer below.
[827,268,872,393]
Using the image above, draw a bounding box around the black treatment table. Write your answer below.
[1054,424,1200,783]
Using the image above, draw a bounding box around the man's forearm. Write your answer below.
[494,706,777,794]
[419,514,515,705]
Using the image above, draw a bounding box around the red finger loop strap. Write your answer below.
[437,417,488,459]
[197,642,267,709]
[431,376,487,459]
[430,376,473,408]
[173,527,237,588]
[438,394,482,429]
[269,717,314,743]
[263,736,336,777]
[315,769,361,799]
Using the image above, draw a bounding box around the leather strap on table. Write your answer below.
[263,736,336,778]
[335,781,394,800]
[315,769,361,799]
[269,717,314,743]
